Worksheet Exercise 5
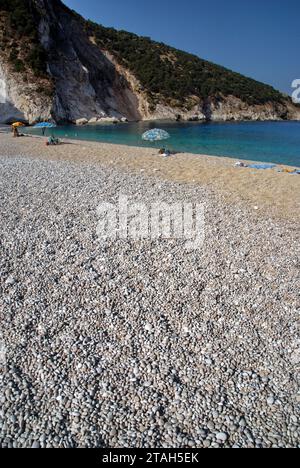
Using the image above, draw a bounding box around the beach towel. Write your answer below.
[278,168,300,174]
[248,163,276,170]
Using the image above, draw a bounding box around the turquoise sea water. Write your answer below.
[25,121,300,167]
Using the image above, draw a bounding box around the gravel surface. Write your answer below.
[0,154,299,448]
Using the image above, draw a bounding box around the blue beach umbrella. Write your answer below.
[142,128,170,143]
[34,122,57,136]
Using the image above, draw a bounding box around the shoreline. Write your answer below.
[13,128,300,170]
[22,120,300,169]
[25,130,300,169]
[3,120,300,168]
[0,119,300,166]
[1,132,299,221]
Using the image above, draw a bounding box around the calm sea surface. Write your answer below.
[24,121,300,167]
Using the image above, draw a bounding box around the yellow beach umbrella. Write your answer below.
[12,122,25,127]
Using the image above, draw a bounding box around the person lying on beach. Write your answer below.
[159,148,171,157]
[46,136,60,146]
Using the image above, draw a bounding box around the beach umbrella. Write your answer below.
[142,128,170,142]
[12,122,25,127]
[34,122,56,129]
[34,122,57,136]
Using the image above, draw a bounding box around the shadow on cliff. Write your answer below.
[42,1,142,122]
[0,100,28,125]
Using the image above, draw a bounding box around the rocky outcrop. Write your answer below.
[0,0,142,124]
[0,60,52,124]
[0,0,299,124]
[36,0,142,124]
[75,118,88,126]
[202,95,300,122]
[142,95,300,122]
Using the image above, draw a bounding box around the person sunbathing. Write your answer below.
[46,136,60,146]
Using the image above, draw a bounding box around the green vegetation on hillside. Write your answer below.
[0,0,287,111]
[83,20,284,108]
[0,0,47,76]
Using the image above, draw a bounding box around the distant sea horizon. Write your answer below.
[24,120,300,168]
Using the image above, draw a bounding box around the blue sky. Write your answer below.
[64,0,299,95]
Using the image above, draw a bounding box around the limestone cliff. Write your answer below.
[0,0,142,123]
[0,0,299,124]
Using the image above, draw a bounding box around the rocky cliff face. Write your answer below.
[142,96,300,122]
[0,0,142,123]
[36,0,142,122]
[0,0,299,124]
[0,59,52,123]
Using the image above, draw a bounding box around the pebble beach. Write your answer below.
[0,133,299,448]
